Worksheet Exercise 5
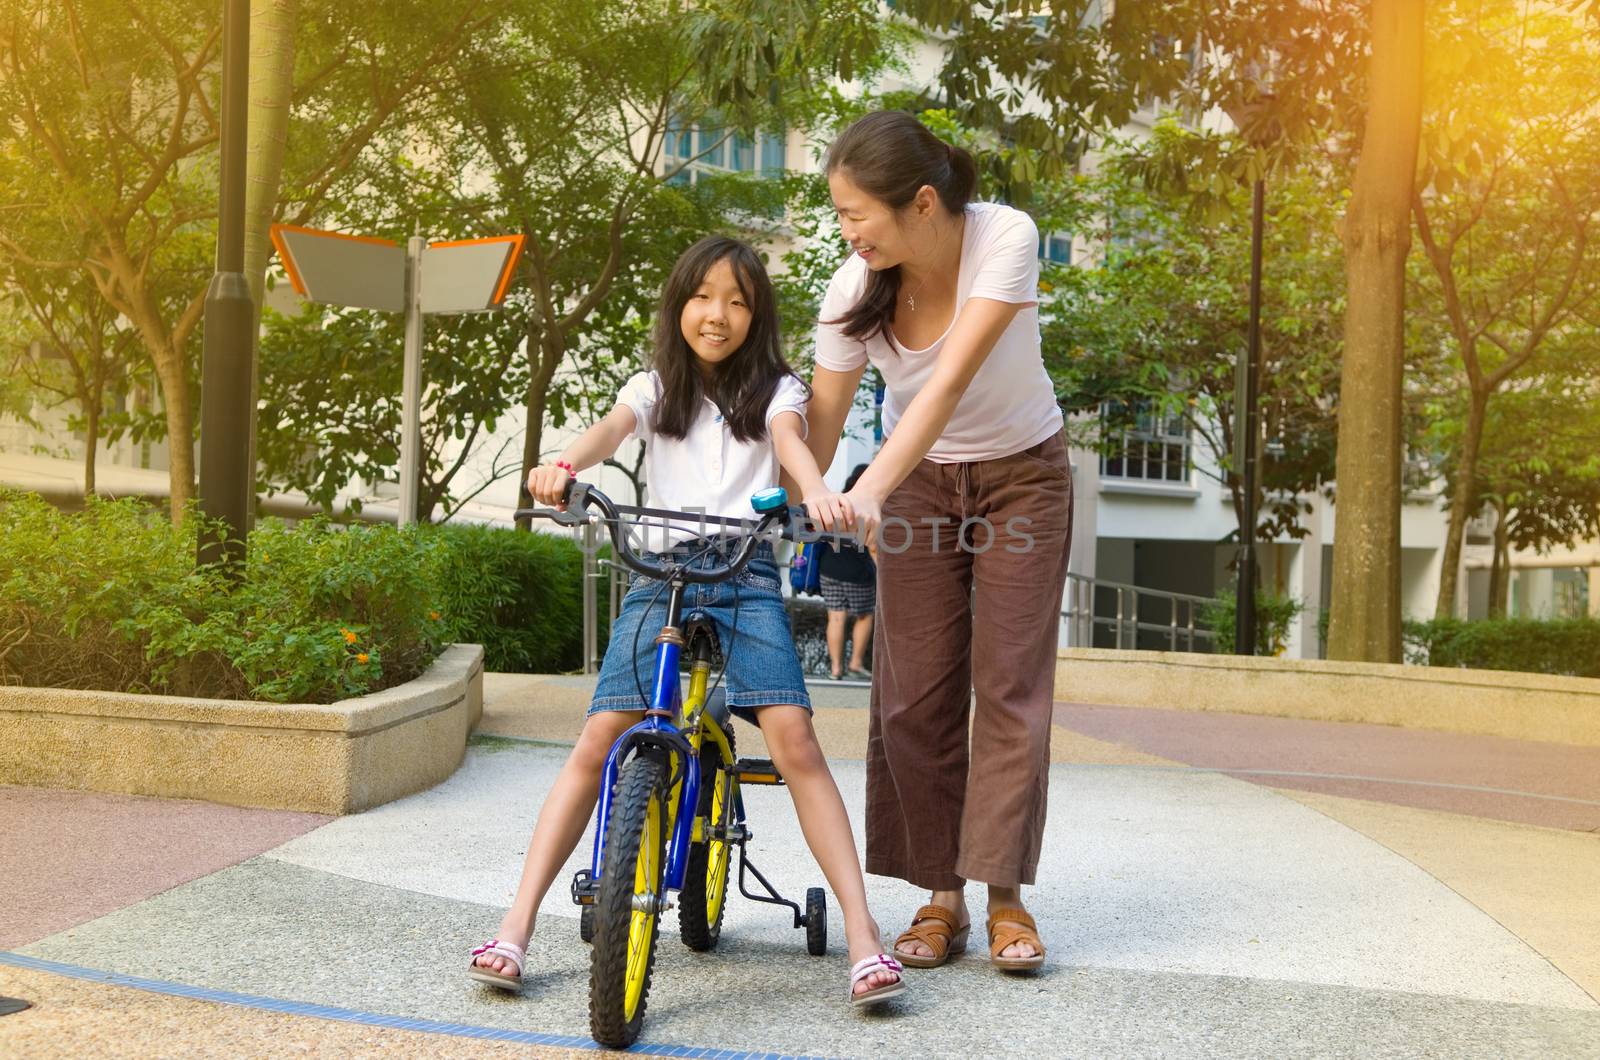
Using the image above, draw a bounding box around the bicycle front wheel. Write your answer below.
[589,752,669,1048]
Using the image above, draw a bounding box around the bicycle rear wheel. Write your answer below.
[589,752,669,1048]
[679,728,735,951]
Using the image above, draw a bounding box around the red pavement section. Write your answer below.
[1053,703,1600,833]
[0,786,330,950]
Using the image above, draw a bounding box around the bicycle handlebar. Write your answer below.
[515,481,814,585]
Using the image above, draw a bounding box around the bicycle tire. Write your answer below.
[679,727,736,951]
[589,752,669,1048]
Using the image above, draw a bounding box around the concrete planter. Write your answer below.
[0,643,484,814]
[1056,647,1600,747]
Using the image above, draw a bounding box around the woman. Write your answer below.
[806,110,1072,973]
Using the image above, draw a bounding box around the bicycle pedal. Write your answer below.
[570,869,599,906]
[734,756,784,785]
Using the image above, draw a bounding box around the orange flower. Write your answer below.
[429,610,441,621]
[356,652,370,664]
[342,628,358,645]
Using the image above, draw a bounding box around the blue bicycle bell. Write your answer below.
[750,487,788,513]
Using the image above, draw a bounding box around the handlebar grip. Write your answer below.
[543,480,591,526]
[514,479,593,527]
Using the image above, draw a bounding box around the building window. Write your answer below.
[1100,401,1191,483]
[1038,232,1072,265]
[664,119,786,185]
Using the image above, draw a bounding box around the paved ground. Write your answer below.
[3,672,1598,1058]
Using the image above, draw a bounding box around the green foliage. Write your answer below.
[1407,0,1600,615]
[1043,139,1351,540]
[0,490,600,701]
[1404,618,1600,679]
[889,0,1370,200]
[1200,582,1305,656]
[0,491,445,702]
[287,0,909,504]
[257,293,530,520]
[428,523,602,674]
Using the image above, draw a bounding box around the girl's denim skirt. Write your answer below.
[588,540,812,725]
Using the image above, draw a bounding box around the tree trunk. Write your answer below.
[243,0,299,512]
[82,399,100,497]
[515,326,563,530]
[154,349,196,520]
[243,0,298,311]
[1433,392,1486,618]
[1487,498,1509,618]
[1326,0,1424,664]
[515,384,546,531]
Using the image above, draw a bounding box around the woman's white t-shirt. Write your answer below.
[615,370,808,548]
[813,201,1063,463]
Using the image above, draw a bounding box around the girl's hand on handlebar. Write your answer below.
[526,463,572,509]
[804,491,855,533]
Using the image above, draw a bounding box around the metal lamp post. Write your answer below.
[1225,93,1280,656]
[1236,176,1266,655]
[197,0,253,568]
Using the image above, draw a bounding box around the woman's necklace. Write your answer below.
[903,216,958,312]
[904,271,931,312]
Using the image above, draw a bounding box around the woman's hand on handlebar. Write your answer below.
[804,491,855,533]
[526,463,573,509]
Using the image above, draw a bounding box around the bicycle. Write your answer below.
[518,481,828,1048]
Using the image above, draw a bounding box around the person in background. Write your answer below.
[819,463,876,680]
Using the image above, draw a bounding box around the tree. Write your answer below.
[257,301,528,520]
[1042,138,1349,543]
[0,1,223,518]
[0,0,503,521]
[1,270,147,495]
[1426,347,1600,617]
[1324,0,1424,663]
[1409,0,1600,618]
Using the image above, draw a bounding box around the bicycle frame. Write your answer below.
[590,574,707,895]
[591,668,741,897]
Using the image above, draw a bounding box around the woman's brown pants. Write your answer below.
[865,431,1072,890]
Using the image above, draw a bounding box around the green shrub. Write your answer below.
[426,523,602,674]
[0,490,447,702]
[1200,582,1305,655]
[1403,617,1600,678]
[0,491,606,699]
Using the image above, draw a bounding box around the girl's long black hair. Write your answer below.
[650,235,805,442]
[823,110,978,344]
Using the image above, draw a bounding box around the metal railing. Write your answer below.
[1062,572,1215,652]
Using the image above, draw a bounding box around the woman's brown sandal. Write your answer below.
[987,907,1046,972]
[892,904,971,969]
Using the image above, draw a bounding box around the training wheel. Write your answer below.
[805,886,827,956]
[580,903,596,944]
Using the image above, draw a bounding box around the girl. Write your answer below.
[805,110,1072,974]
[468,235,905,1007]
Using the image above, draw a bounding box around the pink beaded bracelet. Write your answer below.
[554,459,574,474]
